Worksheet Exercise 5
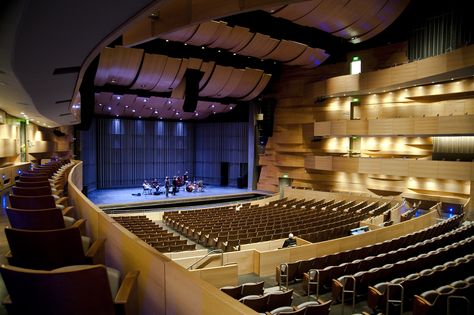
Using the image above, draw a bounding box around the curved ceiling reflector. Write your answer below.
[151,57,182,92]
[131,53,167,90]
[94,47,144,86]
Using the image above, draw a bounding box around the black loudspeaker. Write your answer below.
[220,162,229,186]
[260,98,276,137]
[77,57,99,131]
[183,69,204,112]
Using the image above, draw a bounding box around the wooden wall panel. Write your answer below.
[368,119,393,135]
[414,117,438,134]
[332,157,359,173]
[383,159,409,176]
[313,121,331,136]
[438,115,474,134]
[408,160,438,178]
[304,156,332,171]
[359,158,382,174]
[346,120,368,135]
[437,161,471,181]
[331,120,347,136]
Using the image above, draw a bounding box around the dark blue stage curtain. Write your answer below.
[93,118,247,189]
[194,122,248,186]
[80,118,97,192]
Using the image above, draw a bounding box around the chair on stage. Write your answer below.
[4,221,105,270]
[5,207,75,230]
[0,264,139,315]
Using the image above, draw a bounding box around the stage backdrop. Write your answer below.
[82,118,248,189]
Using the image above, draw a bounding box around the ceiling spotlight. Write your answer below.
[179,118,182,121]
[132,109,136,112]
[144,99,147,102]
[165,39,169,42]
[117,96,121,100]
[107,106,112,110]
[116,114,119,117]
[160,117,163,119]
[138,116,141,118]
[213,111,216,115]
[167,100,172,104]
[211,104,215,108]
[154,110,158,114]
[149,107,153,110]
[99,103,103,106]
[184,43,188,46]
[111,79,116,83]
[125,105,129,108]
[218,50,221,53]
[195,112,199,116]
[201,46,205,50]
[233,53,236,56]
[175,112,179,116]
[229,106,233,110]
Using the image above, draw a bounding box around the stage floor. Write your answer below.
[87,185,267,208]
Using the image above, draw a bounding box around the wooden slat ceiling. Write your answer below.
[157,20,330,68]
[270,0,410,43]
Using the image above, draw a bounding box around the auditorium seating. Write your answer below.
[114,216,196,252]
[5,207,75,230]
[272,215,464,297]
[163,197,390,250]
[330,221,474,303]
[4,222,106,270]
[413,275,474,315]
[367,252,474,313]
[0,264,139,315]
[239,290,294,313]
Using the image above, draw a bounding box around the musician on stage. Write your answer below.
[165,176,170,197]
[172,176,178,195]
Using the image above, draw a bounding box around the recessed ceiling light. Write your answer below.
[99,103,103,106]
[125,105,129,108]
[144,99,147,102]
[165,39,169,42]
[132,109,136,112]
[175,112,179,116]
[160,117,163,119]
[195,113,199,116]
[229,106,233,110]
[107,107,112,110]
[154,110,158,114]
[116,114,119,117]
[167,100,172,104]
[116,96,121,100]
[138,116,141,118]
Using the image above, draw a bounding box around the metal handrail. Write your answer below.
[187,249,224,270]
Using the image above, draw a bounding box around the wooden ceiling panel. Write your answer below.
[151,57,183,92]
[237,33,279,58]
[198,61,216,90]
[220,26,253,51]
[263,40,307,62]
[131,54,167,90]
[185,21,228,46]
[159,25,198,42]
[350,0,411,43]
[228,68,264,98]
[94,47,144,86]
[295,0,347,32]
[285,47,329,68]
[199,65,233,97]
[270,0,323,21]
[207,24,233,48]
[169,58,190,89]
[214,68,245,98]
[241,73,272,101]
[330,0,385,38]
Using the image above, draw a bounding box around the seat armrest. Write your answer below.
[85,238,106,264]
[114,271,140,315]
[62,206,75,217]
[56,196,69,206]
[4,251,12,261]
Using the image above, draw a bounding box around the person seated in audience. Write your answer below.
[282,233,297,248]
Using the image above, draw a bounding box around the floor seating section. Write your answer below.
[367,252,474,314]
[163,197,393,250]
[114,216,196,253]
[294,215,464,295]
[412,275,474,315]
[0,264,139,315]
[239,289,294,313]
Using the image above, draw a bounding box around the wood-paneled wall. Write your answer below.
[258,45,474,207]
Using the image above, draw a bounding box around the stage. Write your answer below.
[87,185,271,213]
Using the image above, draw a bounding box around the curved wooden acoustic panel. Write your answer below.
[228,68,264,98]
[270,0,323,21]
[263,40,307,62]
[159,25,198,42]
[241,73,272,101]
[151,57,183,92]
[169,59,190,89]
[285,47,329,68]
[214,68,244,98]
[331,0,385,38]
[350,0,410,43]
[210,25,252,50]
[94,47,144,86]
[131,54,167,90]
[199,65,233,97]
[198,61,216,90]
[236,33,279,58]
[186,21,228,46]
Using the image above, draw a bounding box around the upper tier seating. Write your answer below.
[5,207,75,230]
[0,264,139,315]
[4,222,105,270]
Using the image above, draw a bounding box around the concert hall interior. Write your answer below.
[0,0,473,314]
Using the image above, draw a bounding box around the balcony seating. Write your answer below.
[9,194,72,214]
[0,264,139,315]
[5,207,75,230]
[4,222,105,270]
